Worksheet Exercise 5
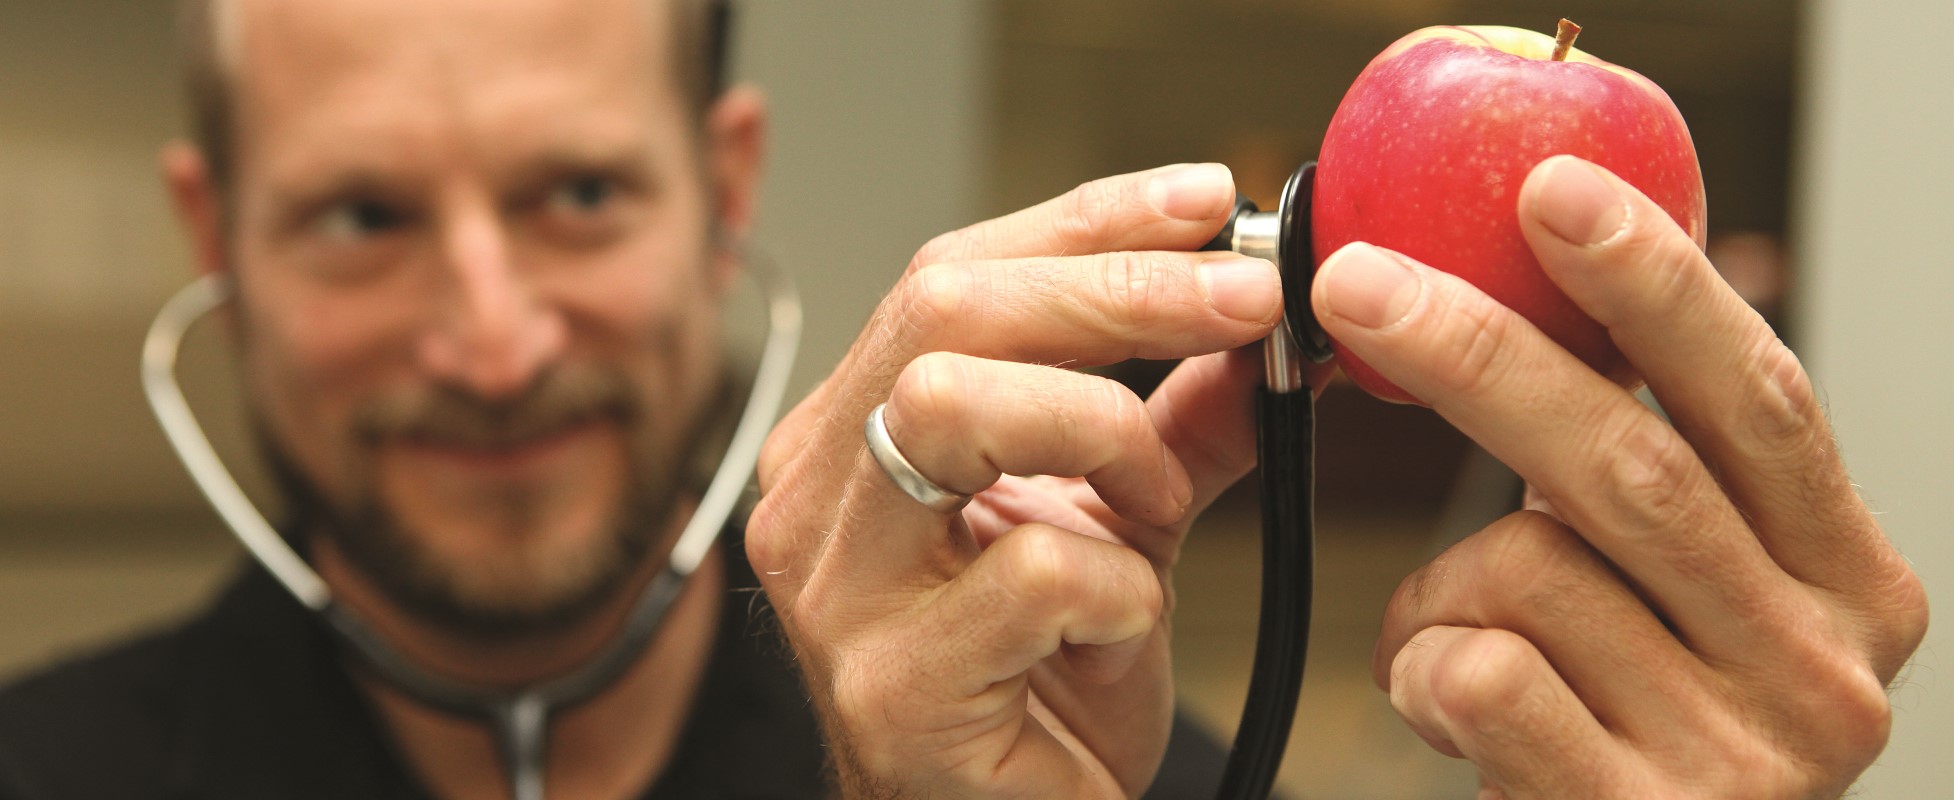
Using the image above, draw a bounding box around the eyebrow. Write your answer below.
[252,165,422,235]
[497,144,665,201]
[248,122,674,228]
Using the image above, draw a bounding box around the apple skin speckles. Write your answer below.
[1312,28,1706,405]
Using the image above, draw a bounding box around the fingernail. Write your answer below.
[1198,257,1280,322]
[1321,243,1421,329]
[1148,163,1234,221]
[1535,156,1628,246]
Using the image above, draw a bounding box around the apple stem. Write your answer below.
[1552,18,1582,61]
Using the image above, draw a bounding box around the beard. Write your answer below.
[261,362,706,641]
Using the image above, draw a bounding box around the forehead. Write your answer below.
[228,0,685,178]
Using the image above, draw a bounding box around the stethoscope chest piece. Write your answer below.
[1206,162,1334,374]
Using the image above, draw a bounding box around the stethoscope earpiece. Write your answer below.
[141,253,803,800]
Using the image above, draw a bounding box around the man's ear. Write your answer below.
[704,84,767,291]
[160,140,230,279]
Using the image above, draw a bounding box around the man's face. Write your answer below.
[210,0,740,634]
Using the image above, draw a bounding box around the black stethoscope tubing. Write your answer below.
[1211,162,1329,799]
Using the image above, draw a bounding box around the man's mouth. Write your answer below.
[355,365,641,481]
[385,417,615,477]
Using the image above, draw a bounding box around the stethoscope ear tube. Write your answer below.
[1205,162,1321,799]
[140,251,802,800]
[141,274,334,610]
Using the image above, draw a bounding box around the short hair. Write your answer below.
[177,0,733,192]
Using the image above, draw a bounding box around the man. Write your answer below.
[4,0,799,795]
[0,1,1926,800]
[1,1,1220,797]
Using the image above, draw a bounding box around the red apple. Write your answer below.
[1312,22,1707,404]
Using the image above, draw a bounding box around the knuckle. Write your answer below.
[758,418,791,464]
[1822,664,1897,771]
[743,494,792,575]
[1380,565,1451,689]
[1388,542,1463,626]
[995,524,1082,605]
[895,262,976,342]
[1052,178,1123,246]
[1594,412,1713,536]
[992,523,1163,633]
[1087,374,1151,452]
[908,229,970,273]
[1615,221,1706,318]
[1093,251,1177,327]
[1738,336,1823,453]
[891,351,972,431]
[1427,628,1543,730]
[756,423,796,490]
[1876,566,1932,669]
[1724,609,1897,785]
[757,397,824,491]
[1779,651,1895,785]
[1691,738,1800,800]
[1391,524,1492,622]
[1423,285,1522,397]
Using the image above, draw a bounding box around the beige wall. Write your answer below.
[1798,0,1954,794]
[738,0,991,400]
[0,2,204,514]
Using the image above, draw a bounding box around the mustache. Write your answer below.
[354,365,639,450]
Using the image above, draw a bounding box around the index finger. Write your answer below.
[1311,241,1802,665]
[906,163,1238,270]
[766,163,1254,477]
[1517,156,1926,672]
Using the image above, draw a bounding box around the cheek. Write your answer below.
[554,210,719,346]
[240,279,424,489]
[552,238,727,433]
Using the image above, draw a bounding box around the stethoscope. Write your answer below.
[140,249,802,800]
[139,166,1324,800]
[1209,162,1327,800]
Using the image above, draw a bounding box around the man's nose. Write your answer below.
[416,201,567,399]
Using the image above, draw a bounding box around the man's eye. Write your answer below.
[319,200,406,241]
[547,175,616,214]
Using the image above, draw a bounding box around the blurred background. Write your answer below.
[1,1,1946,797]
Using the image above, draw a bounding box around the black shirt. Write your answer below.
[0,545,1228,799]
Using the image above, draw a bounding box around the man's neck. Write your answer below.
[312,528,727,800]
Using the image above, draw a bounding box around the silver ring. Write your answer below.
[864,403,971,513]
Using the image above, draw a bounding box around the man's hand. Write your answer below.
[1320,155,1929,798]
[747,164,1314,797]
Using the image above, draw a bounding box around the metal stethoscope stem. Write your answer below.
[140,252,802,800]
